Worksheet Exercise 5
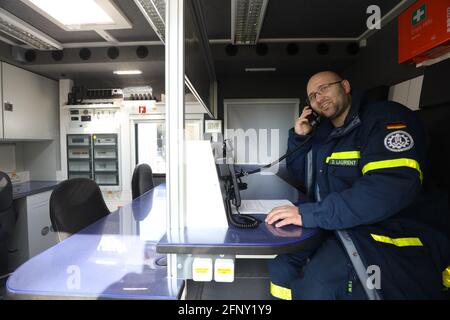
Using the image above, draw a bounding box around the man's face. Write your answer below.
[306,74,350,120]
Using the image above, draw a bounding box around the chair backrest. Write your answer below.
[416,105,450,192]
[131,164,154,200]
[415,105,450,236]
[50,178,110,241]
[0,171,15,275]
[0,172,12,213]
[0,172,14,241]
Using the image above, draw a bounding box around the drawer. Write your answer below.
[95,161,117,172]
[69,173,92,180]
[68,148,90,159]
[94,135,117,146]
[94,149,116,159]
[95,174,118,185]
[68,135,90,146]
[26,199,57,257]
[26,190,52,207]
[69,161,91,172]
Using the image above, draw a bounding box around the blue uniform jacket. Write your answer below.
[287,90,449,299]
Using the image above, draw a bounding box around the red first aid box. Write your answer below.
[398,0,450,64]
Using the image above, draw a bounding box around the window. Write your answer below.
[135,121,166,174]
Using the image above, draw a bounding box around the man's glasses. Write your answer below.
[307,80,343,105]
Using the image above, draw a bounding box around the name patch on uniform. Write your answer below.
[386,122,407,130]
[328,159,359,166]
[384,130,414,152]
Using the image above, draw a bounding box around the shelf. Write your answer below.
[94,171,118,174]
[69,171,92,174]
[93,144,117,148]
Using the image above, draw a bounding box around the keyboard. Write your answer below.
[231,199,293,214]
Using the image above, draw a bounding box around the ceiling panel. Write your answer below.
[0,0,160,44]
[260,0,402,38]
[100,0,160,42]
[26,60,165,88]
[0,0,104,43]
[201,0,403,40]
[211,42,360,77]
[200,0,230,39]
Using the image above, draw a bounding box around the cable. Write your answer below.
[225,193,260,228]
[239,134,313,177]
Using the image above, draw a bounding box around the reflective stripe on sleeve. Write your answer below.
[370,234,423,247]
[443,266,450,288]
[325,151,361,164]
[362,158,423,182]
[270,282,292,300]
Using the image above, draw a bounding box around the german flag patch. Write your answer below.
[386,122,407,130]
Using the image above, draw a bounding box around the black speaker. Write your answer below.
[316,43,329,55]
[25,50,37,62]
[52,50,64,61]
[79,48,91,60]
[107,47,120,59]
[225,44,238,56]
[136,46,149,59]
[286,43,299,56]
[256,43,268,56]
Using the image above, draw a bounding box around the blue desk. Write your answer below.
[157,217,322,255]
[7,184,183,300]
[12,181,59,200]
[7,183,321,299]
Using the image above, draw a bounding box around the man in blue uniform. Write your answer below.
[266,71,449,300]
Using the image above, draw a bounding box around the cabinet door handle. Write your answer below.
[4,101,13,112]
[41,226,50,236]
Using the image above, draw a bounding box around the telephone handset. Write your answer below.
[306,108,321,129]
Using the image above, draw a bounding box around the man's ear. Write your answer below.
[341,79,351,94]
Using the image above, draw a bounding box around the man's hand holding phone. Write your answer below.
[295,106,316,135]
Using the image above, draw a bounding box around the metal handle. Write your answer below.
[4,101,13,111]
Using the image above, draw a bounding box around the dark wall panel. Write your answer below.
[342,20,424,89]
[420,58,450,108]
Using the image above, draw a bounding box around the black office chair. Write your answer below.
[131,164,165,266]
[0,172,15,279]
[131,164,155,200]
[50,178,110,242]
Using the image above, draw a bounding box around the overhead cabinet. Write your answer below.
[1,62,58,140]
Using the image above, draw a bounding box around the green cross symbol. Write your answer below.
[412,4,426,26]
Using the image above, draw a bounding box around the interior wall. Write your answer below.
[217,75,307,121]
[23,141,59,180]
[216,18,449,120]
[342,20,424,90]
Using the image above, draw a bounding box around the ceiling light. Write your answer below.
[21,0,131,31]
[245,67,276,72]
[29,0,113,26]
[231,0,269,45]
[134,0,166,43]
[0,7,62,50]
[113,70,143,75]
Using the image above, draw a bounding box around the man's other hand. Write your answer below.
[265,205,303,227]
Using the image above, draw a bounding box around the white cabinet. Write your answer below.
[1,62,58,140]
[8,191,58,271]
[388,75,424,111]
